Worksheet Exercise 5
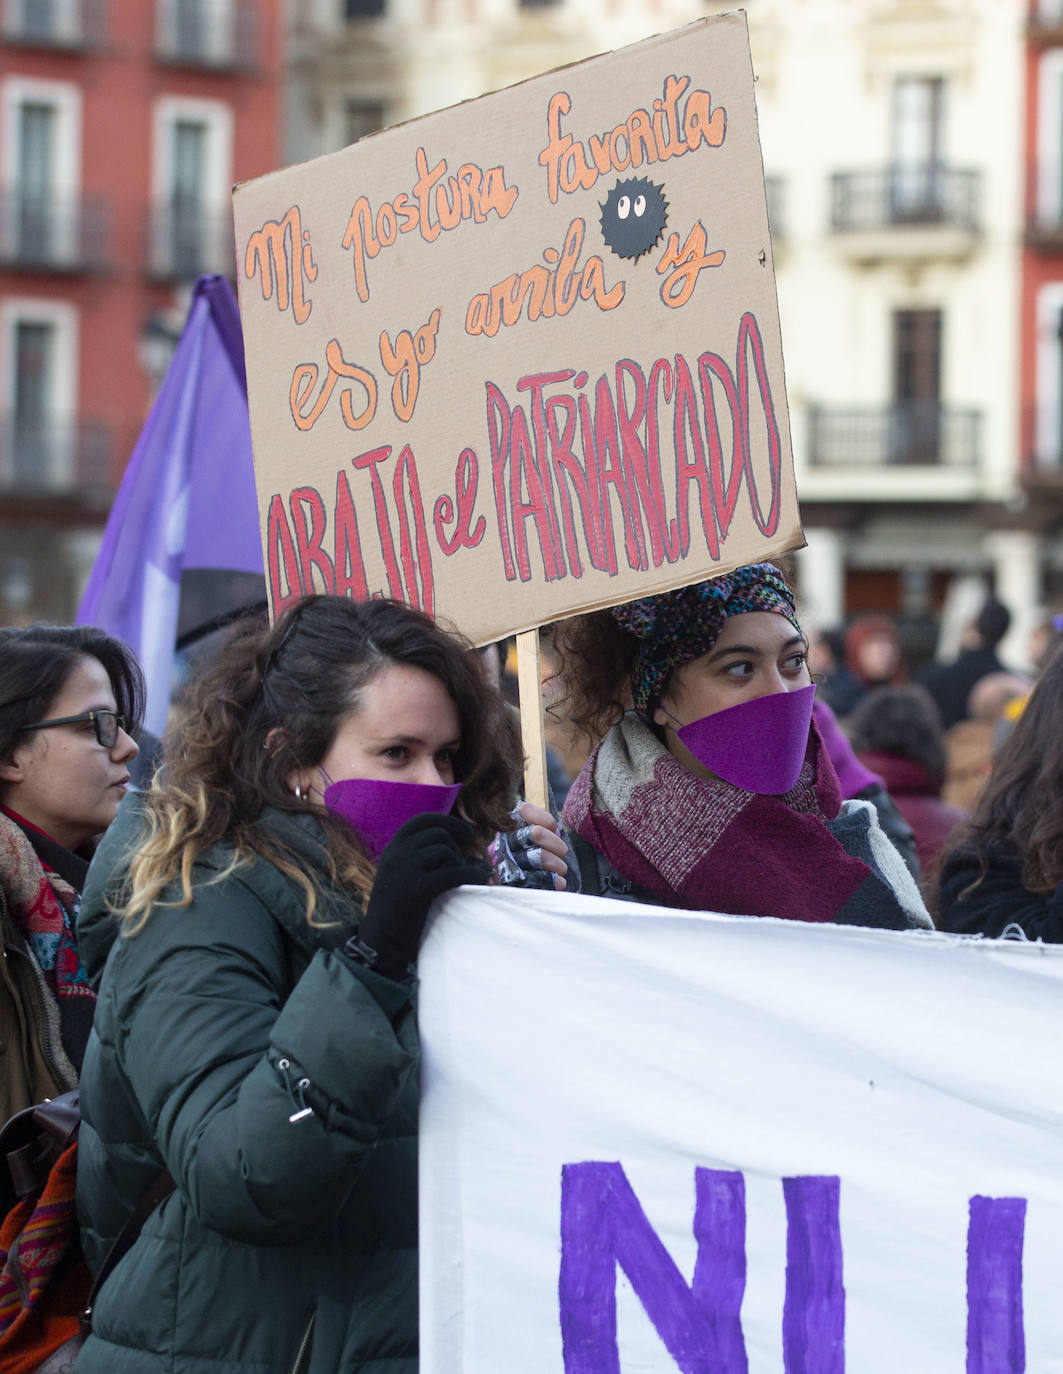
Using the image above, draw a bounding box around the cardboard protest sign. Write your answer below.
[233,13,802,645]
[418,887,1063,1371]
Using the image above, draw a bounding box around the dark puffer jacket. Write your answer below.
[75,798,418,1373]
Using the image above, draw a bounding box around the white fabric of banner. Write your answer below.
[418,887,1063,1374]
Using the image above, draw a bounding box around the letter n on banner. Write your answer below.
[558,1161,748,1373]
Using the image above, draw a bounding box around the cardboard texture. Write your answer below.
[233,12,803,644]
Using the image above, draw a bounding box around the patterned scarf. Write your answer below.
[562,713,874,922]
[0,1141,88,1346]
[0,811,93,1075]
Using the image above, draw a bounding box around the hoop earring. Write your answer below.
[293,784,305,801]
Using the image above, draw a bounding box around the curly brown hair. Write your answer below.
[549,611,641,745]
[122,596,519,931]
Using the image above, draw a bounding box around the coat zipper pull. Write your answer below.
[276,1057,314,1124]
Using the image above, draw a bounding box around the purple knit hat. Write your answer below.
[611,563,802,719]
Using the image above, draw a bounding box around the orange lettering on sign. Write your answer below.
[656,222,726,309]
[465,219,624,339]
[341,153,519,303]
[289,338,377,432]
[379,308,443,423]
[244,205,318,324]
[539,75,726,204]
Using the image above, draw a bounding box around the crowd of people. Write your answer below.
[0,567,1059,1370]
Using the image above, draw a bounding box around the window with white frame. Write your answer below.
[1035,282,1063,468]
[0,297,77,490]
[1037,50,1063,229]
[0,76,81,265]
[151,96,232,277]
[3,0,83,46]
[155,0,237,66]
[890,76,945,221]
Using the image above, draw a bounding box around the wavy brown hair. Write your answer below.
[122,596,519,932]
[548,611,640,746]
[940,641,1063,897]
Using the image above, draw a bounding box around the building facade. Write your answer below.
[0,0,282,623]
[287,0,1051,667]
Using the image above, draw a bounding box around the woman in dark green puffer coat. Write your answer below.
[75,596,518,1373]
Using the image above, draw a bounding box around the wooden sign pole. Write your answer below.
[515,629,549,812]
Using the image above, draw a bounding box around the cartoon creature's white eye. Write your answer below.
[617,196,631,219]
[634,195,646,217]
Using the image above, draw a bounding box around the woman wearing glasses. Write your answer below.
[74,596,516,1373]
[0,624,142,1118]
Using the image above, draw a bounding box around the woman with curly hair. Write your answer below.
[549,564,930,930]
[936,641,1063,941]
[74,595,518,1373]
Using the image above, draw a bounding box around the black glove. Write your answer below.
[350,813,492,979]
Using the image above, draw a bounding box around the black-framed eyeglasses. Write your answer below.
[17,710,128,749]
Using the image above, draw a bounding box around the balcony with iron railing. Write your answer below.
[830,165,981,262]
[146,203,235,280]
[0,191,111,274]
[0,418,112,507]
[1,0,107,49]
[808,403,981,470]
[154,0,258,70]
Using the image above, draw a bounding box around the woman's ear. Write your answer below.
[0,745,28,785]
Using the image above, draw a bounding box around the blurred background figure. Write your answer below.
[847,685,966,888]
[840,614,907,716]
[937,643,1063,943]
[919,597,1012,731]
[813,699,920,882]
[942,671,1032,811]
[809,626,864,719]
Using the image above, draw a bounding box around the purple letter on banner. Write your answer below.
[967,1196,1026,1374]
[559,1161,748,1374]
[782,1176,845,1374]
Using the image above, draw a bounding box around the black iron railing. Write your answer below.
[1,0,107,48]
[0,191,111,273]
[831,166,980,234]
[0,419,112,504]
[808,403,981,468]
[154,0,258,69]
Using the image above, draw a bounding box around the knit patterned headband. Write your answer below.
[611,563,802,719]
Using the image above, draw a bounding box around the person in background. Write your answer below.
[809,626,864,718]
[841,613,907,713]
[920,596,1012,731]
[937,641,1063,942]
[812,698,920,882]
[0,624,142,1119]
[74,596,517,1373]
[846,685,966,887]
[533,565,930,930]
[942,670,1031,812]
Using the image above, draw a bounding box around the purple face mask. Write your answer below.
[671,683,816,794]
[322,777,462,858]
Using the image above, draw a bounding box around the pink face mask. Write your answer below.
[668,683,816,794]
[322,777,462,858]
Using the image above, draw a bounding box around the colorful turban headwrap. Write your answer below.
[611,563,802,719]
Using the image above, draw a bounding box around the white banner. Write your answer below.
[418,888,1063,1373]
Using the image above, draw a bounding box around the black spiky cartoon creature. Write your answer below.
[599,177,668,262]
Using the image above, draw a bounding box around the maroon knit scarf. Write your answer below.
[562,714,873,921]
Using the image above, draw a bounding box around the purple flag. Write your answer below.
[78,276,264,742]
